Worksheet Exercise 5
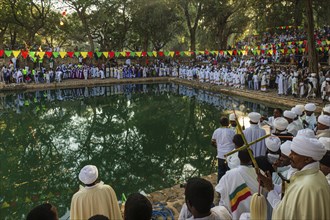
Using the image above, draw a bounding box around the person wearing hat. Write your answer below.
[283,110,299,137]
[272,117,294,143]
[319,137,330,186]
[260,108,283,134]
[323,105,330,116]
[258,136,330,219]
[316,115,330,138]
[303,103,317,130]
[255,136,281,176]
[228,113,240,134]
[70,165,122,220]
[243,112,267,157]
[272,140,296,184]
[291,107,304,131]
[291,71,299,97]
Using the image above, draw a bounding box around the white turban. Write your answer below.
[304,103,316,112]
[295,104,305,114]
[248,112,261,123]
[274,117,289,131]
[265,136,281,152]
[280,140,292,157]
[296,128,316,139]
[323,105,330,114]
[291,107,303,116]
[318,115,330,127]
[79,165,99,185]
[229,113,236,121]
[291,136,326,161]
[283,110,296,120]
[319,137,330,151]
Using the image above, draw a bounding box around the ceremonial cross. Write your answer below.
[224,108,270,172]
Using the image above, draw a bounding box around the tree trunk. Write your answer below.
[190,29,196,52]
[305,0,318,74]
[293,0,303,27]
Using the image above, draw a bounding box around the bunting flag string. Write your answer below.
[0,40,329,60]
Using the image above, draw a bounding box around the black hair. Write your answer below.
[185,177,214,214]
[220,117,229,126]
[88,215,109,220]
[26,203,58,220]
[274,108,283,115]
[124,193,152,220]
[233,134,244,148]
[238,149,252,164]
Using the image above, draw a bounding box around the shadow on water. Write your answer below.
[0,83,277,219]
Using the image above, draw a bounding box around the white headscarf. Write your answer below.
[79,165,99,184]
[291,136,326,161]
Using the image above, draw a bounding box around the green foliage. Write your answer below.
[0,0,329,51]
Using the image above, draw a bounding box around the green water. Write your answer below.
[0,83,276,219]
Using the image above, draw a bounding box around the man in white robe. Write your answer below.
[303,103,317,130]
[243,112,267,157]
[215,149,260,220]
[316,115,330,138]
[70,165,122,220]
[258,136,330,220]
[284,110,299,137]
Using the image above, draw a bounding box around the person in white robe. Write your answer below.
[284,110,299,137]
[290,107,304,131]
[303,103,317,130]
[252,74,259,90]
[277,72,284,95]
[316,115,330,138]
[215,148,261,220]
[260,72,267,91]
[70,165,122,220]
[243,112,267,157]
[258,136,330,220]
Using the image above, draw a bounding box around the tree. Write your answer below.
[4,0,52,49]
[177,0,203,51]
[130,0,182,51]
[63,0,101,51]
[305,0,318,73]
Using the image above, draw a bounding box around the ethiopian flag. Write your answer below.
[229,183,252,212]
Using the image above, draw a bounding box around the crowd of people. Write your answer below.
[210,103,330,219]
[1,57,330,102]
[25,103,330,220]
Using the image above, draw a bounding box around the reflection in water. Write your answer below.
[0,84,276,219]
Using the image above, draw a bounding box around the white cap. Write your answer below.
[248,112,261,123]
[291,136,326,161]
[265,136,281,152]
[323,105,330,114]
[291,107,303,116]
[79,165,99,185]
[295,105,305,114]
[296,128,316,139]
[305,103,316,112]
[274,117,289,131]
[229,113,236,121]
[326,78,330,81]
[319,137,330,151]
[283,110,296,120]
[318,115,330,127]
[280,140,292,157]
